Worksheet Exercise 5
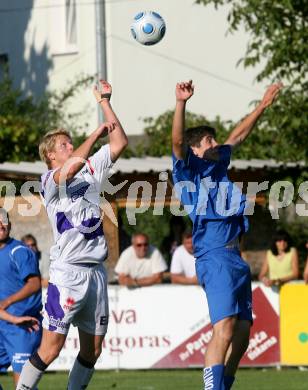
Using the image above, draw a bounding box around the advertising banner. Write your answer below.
[46,283,280,370]
[280,283,308,365]
[153,285,280,368]
[240,285,280,366]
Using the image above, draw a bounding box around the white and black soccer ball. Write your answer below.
[131,11,166,46]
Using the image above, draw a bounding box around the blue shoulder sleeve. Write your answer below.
[218,145,232,167]
[11,245,40,281]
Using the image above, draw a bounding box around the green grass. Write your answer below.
[1,368,308,389]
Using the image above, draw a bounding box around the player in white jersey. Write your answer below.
[17,80,128,390]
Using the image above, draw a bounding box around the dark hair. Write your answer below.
[21,234,37,244]
[270,230,292,255]
[184,125,216,147]
[182,229,193,240]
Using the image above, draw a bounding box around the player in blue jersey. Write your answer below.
[0,208,42,388]
[171,80,282,390]
[17,80,128,390]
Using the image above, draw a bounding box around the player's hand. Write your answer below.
[93,80,112,103]
[14,316,40,332]
[260,82,283,108]
[175,80,194,102]
[96,121,116,138]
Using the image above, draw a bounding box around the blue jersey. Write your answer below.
[172,145,248,257]
[0,239,42,327]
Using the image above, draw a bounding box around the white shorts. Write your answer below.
[43,264,109,335]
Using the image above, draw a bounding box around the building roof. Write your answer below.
[0,157,304,178]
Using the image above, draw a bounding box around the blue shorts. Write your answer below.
[196,247,252,325]
[0,322,42,373]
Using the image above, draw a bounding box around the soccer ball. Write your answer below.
[131,11,166,46]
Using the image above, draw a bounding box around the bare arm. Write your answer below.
[94,80,128,162]
[118,274,137,287]
[54,122,115,184]
[171,274,198,285]
[258,255,272,287]
[0,276,41,310]
[172,80,194,160]
[136,272,164,286]
[225,83,283,148]
[118,272,163,287]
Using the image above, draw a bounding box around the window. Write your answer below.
[66,0,77,47]
[49,0,78,55]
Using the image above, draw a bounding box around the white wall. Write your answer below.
[0,0,267,138]
[105,0,267,135]
[0,0,99,133]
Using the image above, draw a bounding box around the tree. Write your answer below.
[0,72,93,163]
[128,110,231,157]
[195,0,308,162]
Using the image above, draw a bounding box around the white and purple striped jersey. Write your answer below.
[41,145,113,267]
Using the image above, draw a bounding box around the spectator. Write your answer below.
[259,230,299,287]
[302,241,308,283]
[22,234,50,288]
[170,231,198,285]
[115,233,167,287]
[0,208,42,387]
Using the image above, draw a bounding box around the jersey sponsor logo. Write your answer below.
[100,315,109,326]
[63,297,75,311]
[12,352,31,364]
[49,315,69,330]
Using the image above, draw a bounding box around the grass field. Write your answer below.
[1,368,308,390]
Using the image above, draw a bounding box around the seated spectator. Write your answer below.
[115,233,167,287]
[21,234,50,288]
[259,230,299,287]
[170,231,198,285]
[302,241,308,283]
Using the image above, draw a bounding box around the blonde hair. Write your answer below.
[39,128,72,167]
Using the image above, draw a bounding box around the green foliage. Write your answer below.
[118,207,172,251]
[0,72,93,163]
[195,0,308,162]
[130,110,231,157]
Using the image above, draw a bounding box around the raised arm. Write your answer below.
[54,122,115,184]
[225,83,283,148]
[94,80,128,162]
[172,80,194,160]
